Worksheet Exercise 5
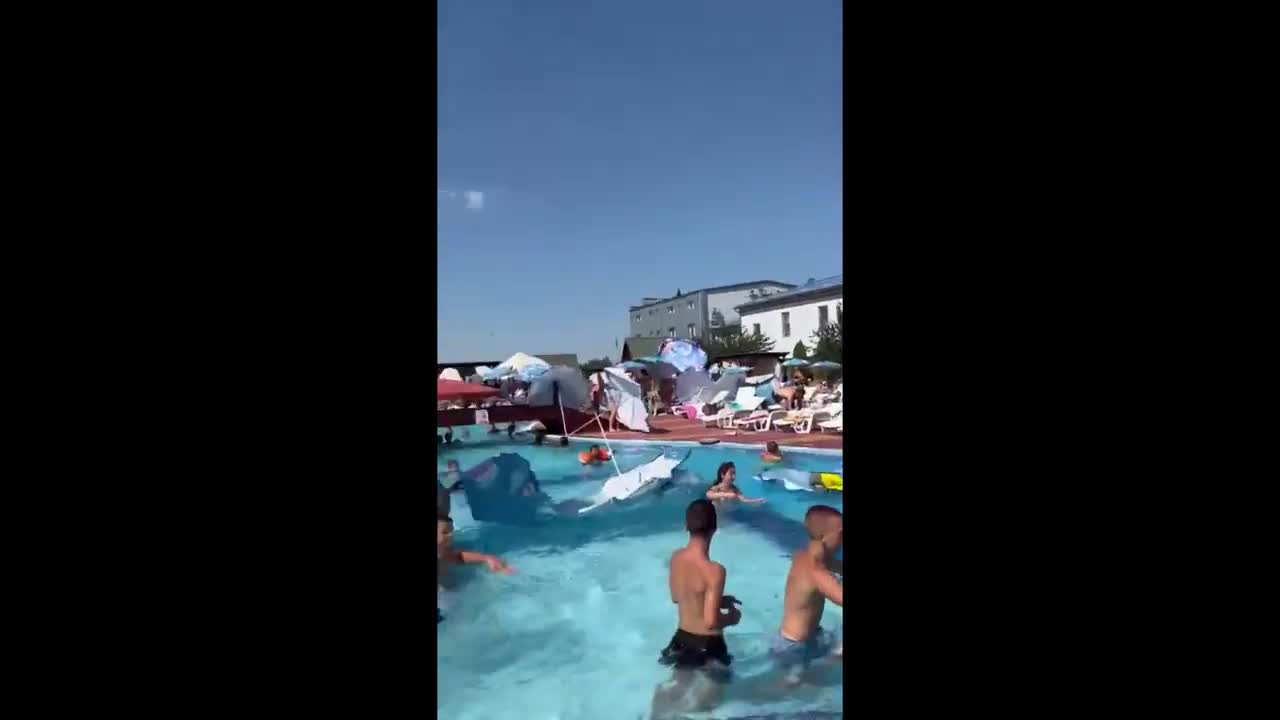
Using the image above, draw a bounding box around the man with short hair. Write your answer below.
[651,499,741,716]
[772,504,844,683]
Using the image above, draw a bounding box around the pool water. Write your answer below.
[437,428,844,719]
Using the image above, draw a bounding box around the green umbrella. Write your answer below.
[782,358,810,367]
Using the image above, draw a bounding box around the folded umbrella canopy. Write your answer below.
[528,366,591,409]
[437,379,500,403]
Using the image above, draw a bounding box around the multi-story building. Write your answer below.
[736,275,842,353]
[627,281,796,340]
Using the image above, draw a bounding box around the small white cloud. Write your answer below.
[464,190,485,210]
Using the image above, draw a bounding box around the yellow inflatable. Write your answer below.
[817,473,842,492]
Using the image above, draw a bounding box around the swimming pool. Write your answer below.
[437,428,844,719]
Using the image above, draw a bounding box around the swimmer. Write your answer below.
[771,505,843,684]
[761,441,784,464]
[706,462,765,505]
[445,460,465,493]
[558,436,569,447]
[437,515,514,622]
[533,429,546,445]
[651,500,741,717]
[507,423,516,439]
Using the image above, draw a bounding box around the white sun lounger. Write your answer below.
[577,452,689,514]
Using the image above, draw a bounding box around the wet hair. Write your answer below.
[559,436,569,447]
[804,505,842,539]
[590,445,600,452]
[686,499,717,536]
[715,462,736,484]
[446,460,459,470]
[766,441,780,453]
[437,510,451,523]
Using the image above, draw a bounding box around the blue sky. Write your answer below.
[438,0,842,363]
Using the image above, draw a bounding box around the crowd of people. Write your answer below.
[435,454,843,716]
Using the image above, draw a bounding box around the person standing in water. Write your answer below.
[706,462,766,505]
[772,504,843,683]
[651,499,741,717]
[436,515,514,623]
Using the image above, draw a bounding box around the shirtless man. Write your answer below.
[772,505,843,682]
[436,515,514,623]
[651,500,742,717]
[706,462,766,505]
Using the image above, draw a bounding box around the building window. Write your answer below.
[710,309,724,327]
[688,324,695,337]
[668,327,675,336]
[634,314,641,322]
[753,323,761,335]
[668,305,674,314]
[687,301,694,309]
[818,305,829,329]
[649,309,655,316]
[782,312,791,337]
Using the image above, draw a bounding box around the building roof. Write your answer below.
[621,336,664,360]
[538,353,581,369]
[629,280,796,311]
[736,275,843,313]
[437,360,503,371]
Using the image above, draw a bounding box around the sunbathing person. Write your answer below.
[436,514,514,623]
[771,505,843,683]
[651,500,741,717]
[706,462,765,505]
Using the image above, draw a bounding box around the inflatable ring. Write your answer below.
[579,452,597,465]
[817,473,842,492]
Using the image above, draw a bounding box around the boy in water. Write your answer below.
[761,441,785,463]
[651,499,742,717]
[706,462,766,505]
[436,515,514,623]
[772,504,843,683]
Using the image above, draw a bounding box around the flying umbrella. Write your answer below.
[809,361,842,369]
[517,363,552,382]
[782,358,811,368]
[618,361,648,370]
[484,352,550,381]
[658,340,708,373]
[438,368,463,382]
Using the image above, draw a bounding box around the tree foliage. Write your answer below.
[808,302,843,363]
[792,341,808,358]
[699,324,776,361]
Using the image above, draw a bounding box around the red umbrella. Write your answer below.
[437,379,499,403]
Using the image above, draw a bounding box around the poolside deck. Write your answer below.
[571,413,843,450]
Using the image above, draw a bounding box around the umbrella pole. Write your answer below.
[557,395,569,438]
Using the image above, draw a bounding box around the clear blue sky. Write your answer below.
[438,0,842,363]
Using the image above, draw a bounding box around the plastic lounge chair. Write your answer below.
[818,415,843,432]
[794,404,842,434]
[733,409,773,431]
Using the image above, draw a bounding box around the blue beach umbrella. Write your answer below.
[658,339,708,373]
[809,361,842,370]
[782,358,810,368]
[618,361,648,370]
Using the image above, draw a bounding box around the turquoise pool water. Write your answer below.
[437,427,844,719]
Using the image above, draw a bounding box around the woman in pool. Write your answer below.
[761,441,784,464]
[706,462,766,505]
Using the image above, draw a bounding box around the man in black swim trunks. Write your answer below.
[651,499,741,717]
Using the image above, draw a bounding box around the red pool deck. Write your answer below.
[570,413,843,450]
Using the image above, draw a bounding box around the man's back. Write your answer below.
[670,548,725,636]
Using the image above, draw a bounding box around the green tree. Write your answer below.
[579,357,612,373]
[699,325,775,361]
[792,340,808,358]
[808,302,842,363]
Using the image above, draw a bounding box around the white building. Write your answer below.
[736,275,842,355]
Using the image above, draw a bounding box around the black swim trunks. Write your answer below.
[660,629,732,678]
